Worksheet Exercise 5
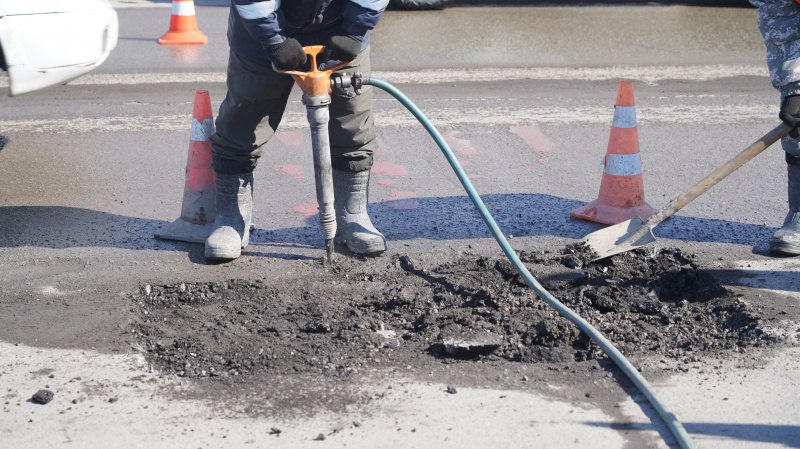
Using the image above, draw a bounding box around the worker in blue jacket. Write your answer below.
[751,0,800,256]
[206,0,389,261]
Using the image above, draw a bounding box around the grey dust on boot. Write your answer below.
[333,168,386,255]
[204,172,253,261]
[769,157,800,256]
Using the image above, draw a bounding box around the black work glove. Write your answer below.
[780,94,800,138]
[268,37,306,71]
[321,35,363,62]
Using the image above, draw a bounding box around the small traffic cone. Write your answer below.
[570,79,656,225]
[158,0,208,45]
[155,90,217,243]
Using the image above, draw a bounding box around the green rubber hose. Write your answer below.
[364,76,695,449]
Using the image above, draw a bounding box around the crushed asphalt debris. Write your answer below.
[129,247,774,379]
[31,389,54,405]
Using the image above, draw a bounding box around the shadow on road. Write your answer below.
[585,420,800,448]
[0,194,778,250]
[707,267,800,294]
[682,423,800,448]
[272,193,776,247]
[0,206,173,251]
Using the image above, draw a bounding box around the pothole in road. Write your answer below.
[129,247,774,380]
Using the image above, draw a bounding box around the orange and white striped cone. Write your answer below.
[155,90,217,243]
[570,79,656,225]
[158,0,208,45]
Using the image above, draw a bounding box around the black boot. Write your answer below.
[333,168,386,255]
[769,154,800,256]
[204,172,253,260]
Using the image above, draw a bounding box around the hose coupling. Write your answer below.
[331,72,364,96]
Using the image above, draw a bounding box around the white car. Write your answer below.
[0,0,118,96]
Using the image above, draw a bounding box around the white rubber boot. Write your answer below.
[769,158,800,256]
[204,172,253,261]
[333,168,386,255]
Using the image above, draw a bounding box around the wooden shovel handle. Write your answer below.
[644,123,793,230]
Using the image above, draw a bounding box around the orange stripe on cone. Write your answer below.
[614,79,635,107]
[158,0,208,45]
[154,90,218,243]
[570,79,656,225]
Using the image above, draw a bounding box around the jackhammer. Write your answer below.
[274,46,361,262]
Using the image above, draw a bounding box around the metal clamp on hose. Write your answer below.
[331,72,363,96]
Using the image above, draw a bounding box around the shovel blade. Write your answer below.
[583,217,657,261]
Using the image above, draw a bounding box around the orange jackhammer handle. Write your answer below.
[273,45,351,97]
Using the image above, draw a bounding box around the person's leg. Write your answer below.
[328,48,386,255]
[205,51,294,260]
[769,151,800,256]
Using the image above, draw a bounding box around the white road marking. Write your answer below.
[0,64,774,133]
[0,65,768,89]
[0,104,777,134]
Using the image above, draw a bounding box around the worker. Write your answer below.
[205,0,389,261]
[751,0,800,256]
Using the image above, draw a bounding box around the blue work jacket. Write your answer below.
[228,0,388,63]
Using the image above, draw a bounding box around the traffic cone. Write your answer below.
[158,0,208,45]
[155,90,217,243]
[570,79,656,225]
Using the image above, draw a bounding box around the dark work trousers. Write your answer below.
[210,47,377,175]
[781,91,800,159]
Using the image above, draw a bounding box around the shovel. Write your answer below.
[584,123,793,261]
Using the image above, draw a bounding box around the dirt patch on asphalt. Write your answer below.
[129,246,775,381]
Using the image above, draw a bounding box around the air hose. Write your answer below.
[363,76,696,449]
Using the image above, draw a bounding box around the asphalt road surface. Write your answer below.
[0,3,798,449]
